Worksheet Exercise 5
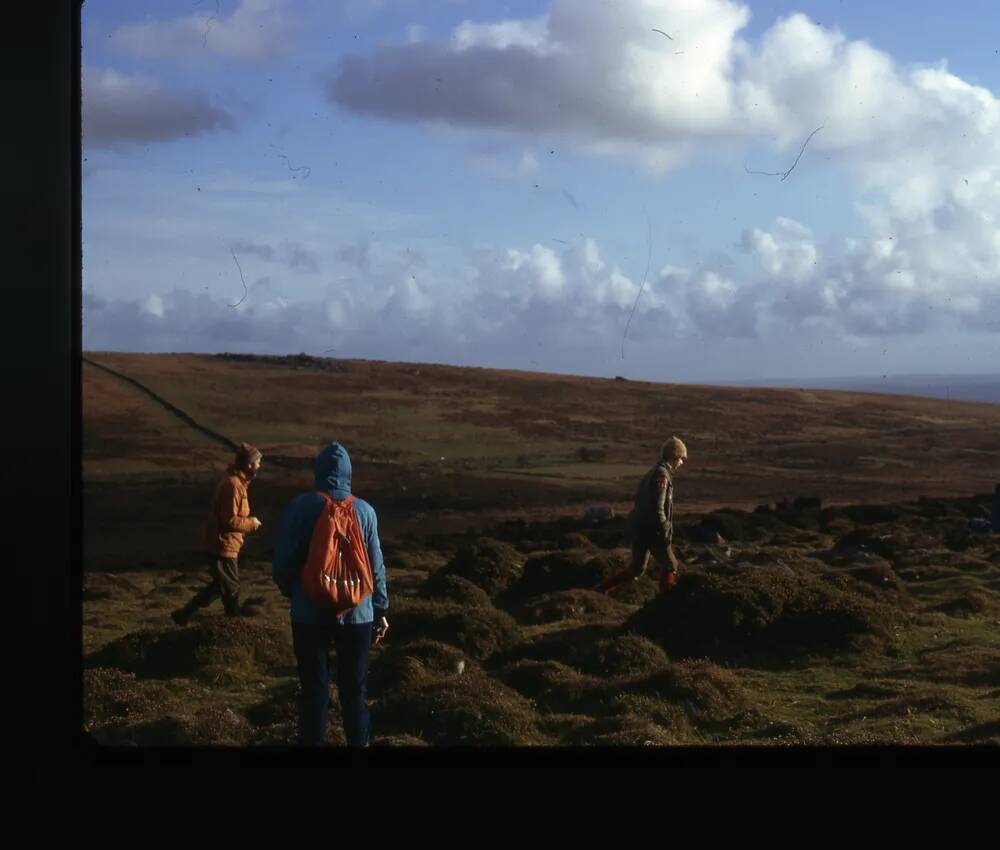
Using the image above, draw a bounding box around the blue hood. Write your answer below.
[314,442,352,498]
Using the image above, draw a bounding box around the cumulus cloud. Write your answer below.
[110,0,298,64]
[406,24,429,44]
[231,240,275,261]
[327,0,755,168]
[283,241,321,273]
[338,236,371,270]
[326,0,1000,340]
[734,208,999,336]
[327,0,999,173]
[229,239,321,272]
[82,214,998,378]
[84,237,680,361]
[83,67,235,147]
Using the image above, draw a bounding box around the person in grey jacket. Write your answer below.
[272,442,389,747]
[596,436,688,595]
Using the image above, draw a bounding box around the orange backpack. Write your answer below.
[301,494,374,615]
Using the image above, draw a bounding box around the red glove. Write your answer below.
[660,570,677,592]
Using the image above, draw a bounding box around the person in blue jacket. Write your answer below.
[272,442,389,747]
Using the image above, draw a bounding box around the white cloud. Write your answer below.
[231,240,275,261]
[337,236,371,270]
[110,0,298,64]
[83,67,235,147]
[741,217,818,284]
[282,241,322,274]
[467,147,541,181]
[327,0,1000,342]
[407,24,429,44]
[140,294,165,319]
[83,216,999,381]
[84,236,670,360]
[327,0,754,168]
[451,17,555,54]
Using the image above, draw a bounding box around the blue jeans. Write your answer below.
[292,620,373,746]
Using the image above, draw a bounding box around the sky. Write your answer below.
[82,0,1000,383]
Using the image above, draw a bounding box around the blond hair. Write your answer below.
[661,436,688,461]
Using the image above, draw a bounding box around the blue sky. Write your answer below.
[82,0,1000,383]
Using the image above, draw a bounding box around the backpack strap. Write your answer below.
[317,491,355,506]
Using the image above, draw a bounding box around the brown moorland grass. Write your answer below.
[81,353,1000,747]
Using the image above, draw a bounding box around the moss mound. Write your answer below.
[437,537,524,597]
[83,667,185,729]
[496,625,666,680]
[88,700,255,747]
[625,568,897,662]
[85,619,294,681]
[517,588,634,625]
[511,549,605,598]
[613,575,660,606]
[928,590,992,618]
[244,680,299,734]
[496,619,610,660]
[508,547,654,604]
[840,562,910,601]
[120,707,255,746]
[376,669,549,745]
[565,713,687,746]
[913,645,1000,687]
[370,639,470,694]
[576,634,670,677]
[420,572,494,608]
[388,599,522,660]
[833,528,900,561]
[698,510,750,542]
[497,660,605,714]
[618,659,751,725]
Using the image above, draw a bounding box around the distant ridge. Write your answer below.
[716,374,1000,405]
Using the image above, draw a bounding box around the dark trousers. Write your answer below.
[630,535,679,578]
[179,557,241,616]
[292,620,373,747]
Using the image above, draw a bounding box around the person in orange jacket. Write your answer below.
[595,436,688,595]
[172,443,264,625]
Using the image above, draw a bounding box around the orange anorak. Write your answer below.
[204,466,257,557]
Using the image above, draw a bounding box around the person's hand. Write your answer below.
[373,616,389,646]
[249,517,262,531]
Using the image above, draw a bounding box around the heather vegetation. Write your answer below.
[82,354,1000,746]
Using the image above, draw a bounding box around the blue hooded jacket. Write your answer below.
[272,442,389,625]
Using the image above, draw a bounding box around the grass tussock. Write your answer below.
[370,639,471,693]
[497,660,605,714]
[375,668,550,746]
[927,590,993,619]
[436,538,524,597]
[85,619,294,681]
[625,568,899,663]
[420,572,494,608]
[387,598,522,660]
[516,588,634,625]
[615,659,751,727]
